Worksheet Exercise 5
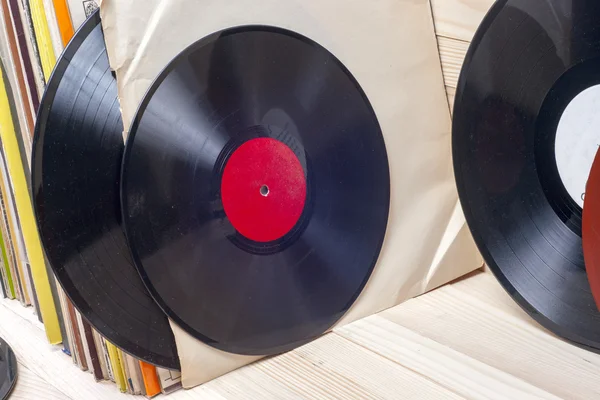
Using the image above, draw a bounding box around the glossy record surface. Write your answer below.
[454,0,600,350]
[0,337,16,400]
[31,12,179,369]
[122,26,390,355]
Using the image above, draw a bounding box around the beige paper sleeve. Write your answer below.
[99,0,483,388]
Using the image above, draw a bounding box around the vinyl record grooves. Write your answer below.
[454,0,600,350]
[31,11,179,369]
[122,26,390,355]
[0,338,17,400]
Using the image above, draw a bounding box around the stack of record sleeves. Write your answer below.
[0,2,179,396]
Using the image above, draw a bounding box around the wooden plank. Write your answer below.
[431,0,494,42]
[0,295,461,400]
[9,363,70,399]
[437,36,469,89]
[0,299,136,400]
[449,271,538,324]
[2,298,44,330]
[336,315,559,400]
[379,272,600,400]
[431,0,492,103]
[189,333,460,400]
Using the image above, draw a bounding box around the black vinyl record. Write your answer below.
[121,26,390,355]
[453,0,600,350]
[0,338,16,400]
[31,12,179,369]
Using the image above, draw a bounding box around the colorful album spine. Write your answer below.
[0,47,36,305]
[0,234,6,298]
[0,254,6,298]
[65,300,87,370]
[25,261,42,317]
[91,330,109,380]
[119,349,133,394]
[0,61,62,344]
[0,3,33,161]
[1,0,35,142]
[1,0,62,324]
[25,0,56,80]
[64,298,78,365]
[125,354,143,395]
[106,341,127,393]
[0,143,37,307]
[134,358,146,396]
[139,361,161,398]
[2,1,51,321]
[82,320,103,381]
[41,0,64,58]
[0,218,15,299]
[52,0,74,47]
[22,0,70,324]
[0,151,30,305]
[55,282,73,355]
[156,367,183,394]
[0,169,24,303]
[17,0,46,102]
[0,84,34,308]
[75,309,92,371]
[101,337,115,382]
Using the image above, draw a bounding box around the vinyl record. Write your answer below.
[0,337,17,400]
[121,26,390,355]
[454,0,600,350]
[583,151,600,309]
[31,11,179,369]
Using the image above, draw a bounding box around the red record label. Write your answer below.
[583,149,600,310]
[221,137,307,242]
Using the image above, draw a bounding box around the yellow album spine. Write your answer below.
[27,0,56,80]
[0,65,61,343]
[0,218,14,298]
[106,342,127,393]
[0,160,30,304]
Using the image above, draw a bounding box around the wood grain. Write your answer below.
[0,296,460,400]
[0,299,135,399]
[4,270,600,399]
[380,273,600,400]
[189,333,460,400]
[337,314,559,400]
[432,0,495,108]
[437,36,469,89]
[8,363,69,399]
[431,0,494,42]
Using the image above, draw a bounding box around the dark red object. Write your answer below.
[221,137,306,242]
[583,149,600,310]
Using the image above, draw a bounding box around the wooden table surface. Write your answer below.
[432,0,494,112]
[3,270,600,399]
[4,1,600,398]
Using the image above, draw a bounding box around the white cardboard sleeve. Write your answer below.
[98,0,483,388]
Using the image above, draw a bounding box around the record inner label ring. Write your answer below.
[221,137,307,243]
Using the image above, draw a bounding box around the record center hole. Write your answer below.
[260,185,270,197]
[555,84,600,208]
